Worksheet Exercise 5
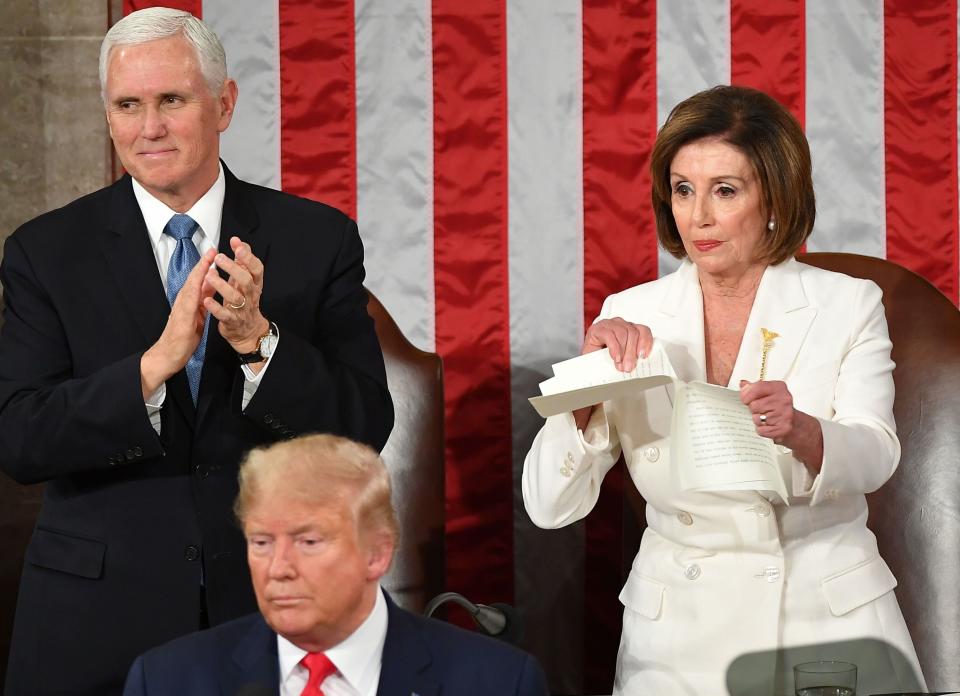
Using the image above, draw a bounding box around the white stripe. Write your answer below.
[355,0,435,352]
[204,0,281,190]
[805,0,885,256]
[656,0,730,276]
[507,0,584,689]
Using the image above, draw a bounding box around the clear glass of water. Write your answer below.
[793,660,857,696]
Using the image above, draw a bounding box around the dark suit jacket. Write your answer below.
[0,166,393,695]
[123,593,550,696]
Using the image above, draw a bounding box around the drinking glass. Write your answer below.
[793,660,857,696]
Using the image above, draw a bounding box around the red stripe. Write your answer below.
[581,0,657,689]
[884,0,959,303]
[124,0,201,15]
[432,1,513,607]
[730,0,806,128]
[278,0,357,218]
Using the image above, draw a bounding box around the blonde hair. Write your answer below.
[235,434,399,545]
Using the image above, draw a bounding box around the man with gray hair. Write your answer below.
[0,8,392,694]
[123,434,549,696]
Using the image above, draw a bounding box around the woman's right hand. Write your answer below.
[573,318,654,429]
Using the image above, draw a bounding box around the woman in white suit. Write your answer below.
[522,86,925,695]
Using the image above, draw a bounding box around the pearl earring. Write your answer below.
[767,219,775,231]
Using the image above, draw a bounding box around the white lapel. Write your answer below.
[728,258,818,387]
[656,260,707,383]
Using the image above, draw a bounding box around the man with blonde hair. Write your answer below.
[1,7,391,694]
[123,434,549,696]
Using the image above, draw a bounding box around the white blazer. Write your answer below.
[523,259,925,695]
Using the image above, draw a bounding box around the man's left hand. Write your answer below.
[203,236,269,355]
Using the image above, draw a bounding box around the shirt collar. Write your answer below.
[277,586,389,692]
[131,163,225,249]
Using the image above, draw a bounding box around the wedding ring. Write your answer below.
[759,414,768,424]
[227,295,247,310]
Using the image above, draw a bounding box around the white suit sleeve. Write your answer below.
[523,292,638,527]
[522,405,623,529]
[792,280,900,504]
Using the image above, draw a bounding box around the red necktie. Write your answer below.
[300,652,337,696]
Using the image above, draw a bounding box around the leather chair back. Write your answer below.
[621,253,960,691]
[364,289,445,613]
[798,252,960,691]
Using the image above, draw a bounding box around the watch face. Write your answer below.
[259,332,279,358]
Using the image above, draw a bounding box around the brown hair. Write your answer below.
[650,85,815,264]
[235,434,399,545]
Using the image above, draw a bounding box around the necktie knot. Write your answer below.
[300,652,337,695]
[163,213,198,242]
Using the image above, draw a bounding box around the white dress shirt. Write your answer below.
[277,588,388,696]
[131,165,275,432]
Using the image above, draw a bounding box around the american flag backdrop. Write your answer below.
[123,1,959,691]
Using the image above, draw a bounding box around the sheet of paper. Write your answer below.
[546,340,675,383]
[529,341,677,418]
[529,374,675,418]
[671,381,787,501]
[529,346,789,499]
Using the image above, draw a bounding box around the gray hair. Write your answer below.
[99,7,227,102]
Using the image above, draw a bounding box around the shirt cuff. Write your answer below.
[580,403,612,453]
[145,384,165,435]
[239,332,279,410]
[791,454,821,498]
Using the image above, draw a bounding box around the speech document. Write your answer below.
[529,342,787,499]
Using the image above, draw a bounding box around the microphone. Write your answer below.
[423,591,523,644]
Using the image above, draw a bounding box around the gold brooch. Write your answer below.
[759,328,780,381]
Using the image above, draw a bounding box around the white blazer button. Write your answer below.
[756,504,772,517]
[644,446,660,462]
[565,451,575,463]
[683,563,701,580]
[755,566,781,582]
[676,511,693,526]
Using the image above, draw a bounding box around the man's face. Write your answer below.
[244,490,393,651]
[104,35,237,210]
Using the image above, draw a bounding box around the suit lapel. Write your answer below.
[657,260,707,383]
[376,595,440,696]
[99,175,170,344]
[99,175,196,418]
[655,259,818,388]
[196,165,267,426]
[728,258,818,387]
[221,615,280,696]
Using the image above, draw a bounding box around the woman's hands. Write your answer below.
[573,318,654,430]
[739,380,824,473]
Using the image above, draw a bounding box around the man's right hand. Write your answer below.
[140,249,216,399]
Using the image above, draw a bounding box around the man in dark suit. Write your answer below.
[122,434,548,696]
[0,8,392,695]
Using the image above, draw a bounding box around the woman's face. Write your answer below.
[669,137,768,280]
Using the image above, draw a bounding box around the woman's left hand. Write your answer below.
[739,380,795,441]
[739,380,824,473]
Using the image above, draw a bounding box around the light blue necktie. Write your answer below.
[163,213,209,403]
